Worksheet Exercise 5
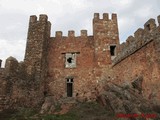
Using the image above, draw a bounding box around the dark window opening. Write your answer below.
[146,24,151,31]
[66,78,73,97]
[110,46,116,56]
[67,83,73,97]
[67,57,73,63]
[43,91,47,97]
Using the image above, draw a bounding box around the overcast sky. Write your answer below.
[0,0,160,67]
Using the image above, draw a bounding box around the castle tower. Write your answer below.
[24,14,51,80]
[93,13,119,66]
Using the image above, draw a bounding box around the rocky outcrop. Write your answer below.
[40,96,76,115]
[96,81,160,120]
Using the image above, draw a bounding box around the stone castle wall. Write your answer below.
[47,13,119,100]
[0,13,120,108]
[48,32,96,100]
[0,13,160,111]
[112,15,160,102]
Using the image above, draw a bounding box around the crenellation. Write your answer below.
[29,15,37,23]
[68,30,75,37]
[111,13,117,22]
[55,31,63,37]
[127,36,135,44]
[103,13,109,20]
[113,16,160,66]
[80,30,87,37]
[94,13,99,20]
[125,36,134,47]
[94,13,117,22]
[134,28,144,39]
[39,14,48,22]
[121,42,127,51]
[144,18,156,31]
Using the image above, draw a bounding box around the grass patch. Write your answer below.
[0,102,116,120]
[42,113,77,120]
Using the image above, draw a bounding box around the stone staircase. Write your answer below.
[0,95,10,112]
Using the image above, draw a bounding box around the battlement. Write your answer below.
[113,16,160,65]
[144,18,156,31]
[68,30,75,37]
[93,13,117,21]
[54,30,88,38]
[29,14,48,23]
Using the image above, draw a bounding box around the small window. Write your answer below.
[66,78,73,97]
[65,53,76,68]
[110,45,116,56]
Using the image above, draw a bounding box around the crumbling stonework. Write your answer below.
[0,13,160,114]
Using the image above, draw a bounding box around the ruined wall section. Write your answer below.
[24,14,51,81]
[93,13,119,66]
[112,16,160,102]
[0,56,47,110]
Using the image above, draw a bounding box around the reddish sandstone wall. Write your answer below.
[113,41,160,97]
[93,13,119,66]
[46,13,119,101]
[112,18,160,101]
[47,32,97,100]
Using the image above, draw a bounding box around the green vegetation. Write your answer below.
[0,102,116,120]
[42,113,77,120]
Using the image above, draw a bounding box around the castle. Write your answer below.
[0,13,160,111]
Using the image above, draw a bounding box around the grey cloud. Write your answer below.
[0,11,28,41]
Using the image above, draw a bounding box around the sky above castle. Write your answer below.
[0,0,160,67]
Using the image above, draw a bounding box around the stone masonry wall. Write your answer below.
[1,13,160,112]
[93,13,119,66]
[24,14,51,81]
[48,32,96,101]
[112,16,160,102]
[47,13,119,101]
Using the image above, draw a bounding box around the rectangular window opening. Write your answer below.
[110,45,116,56]
[65,53,76,68]
[66,78,73,97]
